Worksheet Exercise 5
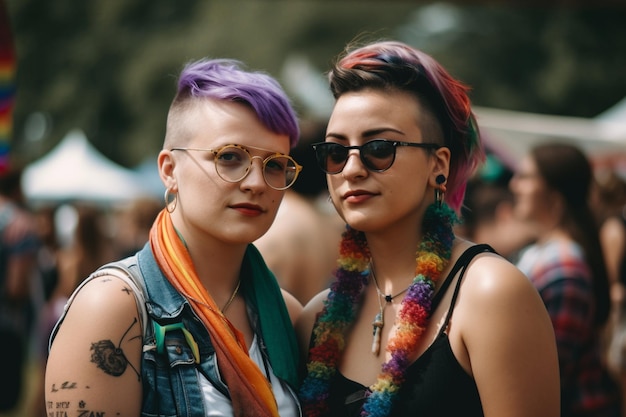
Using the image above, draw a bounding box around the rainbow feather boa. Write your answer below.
[299,203,456,417]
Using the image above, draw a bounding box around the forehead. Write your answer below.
[518,155,538,173]
[327,89,423,137]
[180,98,291,153]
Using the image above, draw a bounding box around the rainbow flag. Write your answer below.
[0,0,16,175]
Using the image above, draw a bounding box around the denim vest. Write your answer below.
[50,243,300,416]
[130,245,299,416]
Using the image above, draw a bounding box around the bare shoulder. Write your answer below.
[295,289,331,356]
[460,247,538,303]
[449,245,560,416]
[299,289,331,325]
[45,273,143,416]
[451,244,551,338]
[58,273,144,335]
[281,288,304,325]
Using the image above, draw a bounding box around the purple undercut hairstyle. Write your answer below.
[328,41,484,212]
[166,58,299,148]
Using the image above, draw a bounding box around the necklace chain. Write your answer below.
[179,279,241,315]
[370,265,411,303]
[221,279,241,313]
[369,265,412,355]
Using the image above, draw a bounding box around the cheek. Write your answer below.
[268,191,287,212]
[513,180,536,199]
[327,176,340,199]
[326,178,346,217]
[515,185,548,214]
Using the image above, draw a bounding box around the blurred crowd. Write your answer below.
[0,170,164,416]
[460,148,626,415]
[4,125,626,416]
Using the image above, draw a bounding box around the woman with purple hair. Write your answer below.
[46,59,304,416]
[297,40,560,417]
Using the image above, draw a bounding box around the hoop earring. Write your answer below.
[435,174,446,208]
[164,188,177,213]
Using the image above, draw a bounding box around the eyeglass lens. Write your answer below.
[214,145,298,189]
[314,140,397,174]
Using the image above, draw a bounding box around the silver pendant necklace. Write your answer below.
[370,267,410,355]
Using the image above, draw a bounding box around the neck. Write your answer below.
[366,230,424,293]
[536,228,569,245]
[172,221,248,299]
[369,261,415,297]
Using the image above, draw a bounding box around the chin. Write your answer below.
[512,204,530,220]
[224,228,271,246]
[343,218,378,233]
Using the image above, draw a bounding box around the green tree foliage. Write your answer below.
[5,0,626,168]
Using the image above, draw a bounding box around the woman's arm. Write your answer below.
[45,275,144,417]
[458,255,560,417]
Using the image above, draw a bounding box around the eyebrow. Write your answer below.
[179,144,289,157]
[325,127,406,141]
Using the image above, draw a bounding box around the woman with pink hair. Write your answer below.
[297,40,560,417]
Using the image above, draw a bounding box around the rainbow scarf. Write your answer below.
[149,209,299,417]
[299,203,456,417]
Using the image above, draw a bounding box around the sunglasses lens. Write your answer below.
[362,140,395,171]
[315,143,348,174]
[314,140,398,174]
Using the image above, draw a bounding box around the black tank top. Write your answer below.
[324,244,495,417]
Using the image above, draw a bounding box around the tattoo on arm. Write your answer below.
[90,318,141,380]
[50,381,78,392]
[46,399,109,417]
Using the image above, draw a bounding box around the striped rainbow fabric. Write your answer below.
[0,1,16,174]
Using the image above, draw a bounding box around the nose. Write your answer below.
[341,150,367,177]
[509,173,519,192]
[240,156,267,191]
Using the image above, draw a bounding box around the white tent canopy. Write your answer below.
[132,155,164,200]
[475,101,626,171]
[23,129,146,206]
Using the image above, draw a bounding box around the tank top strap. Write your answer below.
[432,244,496,336]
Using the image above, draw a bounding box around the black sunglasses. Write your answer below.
[312,139,441,174]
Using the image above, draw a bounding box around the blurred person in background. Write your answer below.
[458,178,537,262]
[27,205,60,417]
[591,169,626,310]
[53,204,117,300]
[255,120,343,305]
[45,58,303,417]
[254,189,338,305]
[0,167,40,412]
[511,142,621,417]
[1,1,41,412]
[592,169,626,415]
[33,206,60,304]
[113,197,163,259]
[31,203,117,417]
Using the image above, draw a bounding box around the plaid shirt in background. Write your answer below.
[517,239,621,417]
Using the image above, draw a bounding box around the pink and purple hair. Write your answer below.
[173,58,299,148]
[328,41,484,211]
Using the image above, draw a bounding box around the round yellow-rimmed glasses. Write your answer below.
[171,144,302,190]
